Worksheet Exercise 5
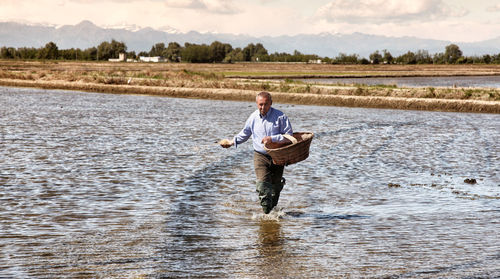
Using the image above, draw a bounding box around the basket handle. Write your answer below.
[283,134,297,144]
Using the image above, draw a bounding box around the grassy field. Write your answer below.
[1,60,499,113]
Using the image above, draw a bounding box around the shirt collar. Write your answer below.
[259,107,272,119]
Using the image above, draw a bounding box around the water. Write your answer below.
[1,86,499,278]
[298,75,500,88]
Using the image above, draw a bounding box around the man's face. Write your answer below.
[256,96,272,116]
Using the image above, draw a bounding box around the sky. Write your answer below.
[1,0,500,42]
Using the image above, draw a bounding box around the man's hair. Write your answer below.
[257,91,272,102]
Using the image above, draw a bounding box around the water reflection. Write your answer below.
[256,220,286,278]
[298,75,500,88]
[0,87,499,278]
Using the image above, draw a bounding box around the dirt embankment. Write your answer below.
[1,60,499,113]
[2,78,498,113]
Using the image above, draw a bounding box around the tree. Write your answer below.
[181,43,210,63]
[482,54,492,64]
[209,41,232,63]
[444,44,463,64]
[369,50,383,64]
[150,42,166,57]
[97,39,127,60]
[38,42,59,60]
[360,58,370,64]
[224,48,245,63]
[252,43,268,61]
[382,49,393,64]
[127,51,137,60]
[97,41,111,60]
[59,48,77,60]
[242,43,268,62]
[433,52,445,64]
[83,47,98,60]
[17,47,37,59]
[396,51,417,64]
[110,39,127,58]
[166,42,182,62]
[242,43,255,61]
[137,51,149,57]
[334,53,359,64]
[0,47,16,59]
[269,52,290,62]
[414,50,432,64]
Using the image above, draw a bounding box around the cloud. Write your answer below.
[165,0,205,9]
[64,0,240,14]
[315,0,468,24]
[487,4,500,12]
[66,0,165,2]
[165,0,240,14]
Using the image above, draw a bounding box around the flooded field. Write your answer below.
[300,75,500,88]
[0,86,499,278]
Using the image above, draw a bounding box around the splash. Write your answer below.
[251,207,287,221]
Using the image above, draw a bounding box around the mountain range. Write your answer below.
[1,20,500,58]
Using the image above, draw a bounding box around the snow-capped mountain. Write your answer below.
[1,20,499,57]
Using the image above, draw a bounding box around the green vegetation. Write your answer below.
[463,89,474,99]
[4,39,500,65]
[425,87,436,98]
[370,84,398,89]
[182,69,221,79]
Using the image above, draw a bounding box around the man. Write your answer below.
[220,91,293,214]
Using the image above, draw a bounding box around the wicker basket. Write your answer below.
[264,132,314,166]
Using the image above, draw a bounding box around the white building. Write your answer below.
[308,59,322,64]
[139,56,165,62]
[109,53,127,62]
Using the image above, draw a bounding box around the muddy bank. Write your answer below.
[1,78,499,113]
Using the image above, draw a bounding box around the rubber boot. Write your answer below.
[256,181,274,214]
[272,177,285,208]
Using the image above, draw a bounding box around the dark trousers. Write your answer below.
[253,151,285,213]
[253,151,284,185]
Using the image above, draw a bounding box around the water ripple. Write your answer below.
[0,87,499,278]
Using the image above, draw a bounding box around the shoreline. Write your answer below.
[226,73,500,79]
[1,78,499,113]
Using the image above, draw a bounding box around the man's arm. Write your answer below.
[220,115,253,148]
[270,115,293,143]
[233,119,252,148]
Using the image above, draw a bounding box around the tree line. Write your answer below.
[0,40,127,61]
[2,40,500,64]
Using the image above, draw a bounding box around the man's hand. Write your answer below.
[219,139,234,148]
[261,136,272,145]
